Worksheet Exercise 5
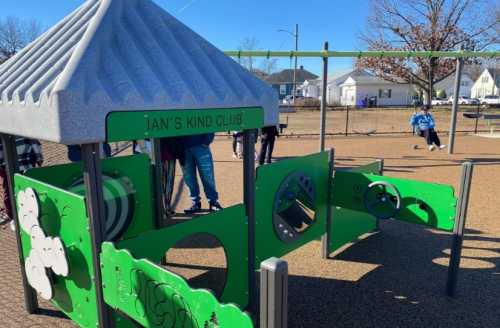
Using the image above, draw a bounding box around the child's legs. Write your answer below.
[429,129,441,146]
[423,129,433,145]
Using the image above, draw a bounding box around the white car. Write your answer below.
[448,96,480,105]
[431,98,448,106]
[480,95,500,107]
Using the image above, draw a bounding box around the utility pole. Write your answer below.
[292,24,299,106]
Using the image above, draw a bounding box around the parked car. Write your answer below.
[448,96,480,105]
[480,95,500,107]
[431,97,448,106]
[282,95,304,105]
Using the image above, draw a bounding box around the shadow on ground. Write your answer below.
[287,221,500,328]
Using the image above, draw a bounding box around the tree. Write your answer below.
[357,0,499,106]
[237,37,259,72]
[0,16,42,64]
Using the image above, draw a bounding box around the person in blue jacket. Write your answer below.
[410,105,446,151]
[179,133,223,214]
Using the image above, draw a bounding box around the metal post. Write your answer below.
[448,56,464,154]
[150,138,164,228]
[243,129,257,312]
[320,42,329,152]
[474,104,480,134]
[0,134,39,314]
[446,162,473,297]
[260,258,288,328]
[376,159,385,231]
[81,144,114,328]
[345,106,350,136]
[292,24,299,107]
[321,149,335,259]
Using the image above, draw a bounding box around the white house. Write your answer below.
[434,73,474,98]
[339,74,413,106]
[300,69,371,105]
[471,68,500,99]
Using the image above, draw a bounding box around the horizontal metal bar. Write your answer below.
[225,50,500,59]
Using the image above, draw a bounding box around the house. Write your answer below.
[300,69,371,105]
[265,66,318,100]
[434,73,474,98]
[339,73,413,106]
[471,68,500,99]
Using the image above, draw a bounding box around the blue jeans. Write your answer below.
[181,145,219,203]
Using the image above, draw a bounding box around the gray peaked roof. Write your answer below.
[0,0,278,144]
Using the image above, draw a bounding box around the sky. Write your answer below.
[2,0,372,75]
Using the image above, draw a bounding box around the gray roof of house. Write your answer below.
[0,0,278,144]
[265,68,318,84]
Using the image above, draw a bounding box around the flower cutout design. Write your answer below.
[18,188,70,301]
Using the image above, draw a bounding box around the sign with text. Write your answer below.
[106,107,263,141]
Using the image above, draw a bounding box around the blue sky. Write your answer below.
[3,0,371,75]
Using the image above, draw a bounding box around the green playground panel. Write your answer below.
[101,243,253,328]
[328,162,380,254]
[332,171,457,231]
[254,152,330,266]
[25,154,154,240]
[117,205,249,308]
[14,175,100,328]
[106,107,264,142]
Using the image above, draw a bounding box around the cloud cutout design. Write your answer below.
[25,252,53,300]
[18,188,71,300]
[17,188,40,233]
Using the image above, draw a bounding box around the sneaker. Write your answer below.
[439,145,446,150]
[232,153,238,159]
[10,220,16,232]
[209,201,223,212]
[428,145,436,151]
[184,202,202,214]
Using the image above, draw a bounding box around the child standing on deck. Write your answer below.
[410,105,446,151]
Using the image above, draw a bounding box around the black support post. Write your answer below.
[81,144,113,328]
[0,134,39,314]
[243,129,257,313]
[376,159,385,231]
[446,162,473,297]
[150,138,164,228]
[321,148,335,259]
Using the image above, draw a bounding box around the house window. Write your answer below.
[461,81,469,87]
[279,84,287,95]
[379,89,392,98]
[482,76,489,83]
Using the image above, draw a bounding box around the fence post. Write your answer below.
[446,162,474,297]
[345,106,350,136]
[319,42,329,152]
[474,104,480,134]
[260,258,288,328]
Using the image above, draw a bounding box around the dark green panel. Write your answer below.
[101,242,253,328]
[254,152,330,266]
[117,205,249,308]
[328,163,379,254]
[332,171,457,231]
[25,155,154,240]
[106,107,264,142]
[14,175,99,328]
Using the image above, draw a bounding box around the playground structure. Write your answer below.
[0,0,493,327]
